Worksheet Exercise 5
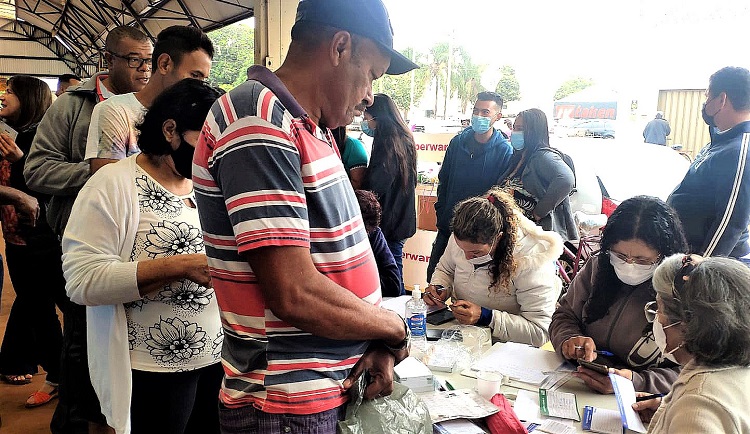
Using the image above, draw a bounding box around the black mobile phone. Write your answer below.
[426,309,454,325]
[577,359,609,375]
[426,328,444,341]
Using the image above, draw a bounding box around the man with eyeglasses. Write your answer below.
[427,91,512,281]
[86,25,214,175]
[24,25,152,434]
[668,66,750,262]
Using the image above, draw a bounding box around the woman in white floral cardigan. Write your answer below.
[62,79,223,434]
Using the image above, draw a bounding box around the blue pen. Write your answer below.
[574,346,614,357]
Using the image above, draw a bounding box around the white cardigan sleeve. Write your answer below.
[62,166,139,306]
[489,262,561,347]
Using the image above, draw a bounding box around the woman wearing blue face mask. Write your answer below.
[633,254,750,433]
[550,196,689,395]
[424,188,563,347]
[499,108,578,242]
[362,94,417,294]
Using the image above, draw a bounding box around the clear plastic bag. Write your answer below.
[337,373,432,434]
[423,325,492,373]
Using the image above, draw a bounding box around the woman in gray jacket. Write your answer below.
[499,108,578,241]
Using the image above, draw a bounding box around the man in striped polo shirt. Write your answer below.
[193,0,419,431]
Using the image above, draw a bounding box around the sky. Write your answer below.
[381,0,750,111]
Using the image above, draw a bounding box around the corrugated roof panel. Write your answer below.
[0,57,74,76]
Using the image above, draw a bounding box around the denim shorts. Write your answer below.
[219,403,346,434]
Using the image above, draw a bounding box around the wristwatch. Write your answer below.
[383,314,410,353]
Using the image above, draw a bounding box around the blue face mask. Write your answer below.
[471,115,492,134]
[361,121,375,137]
[510,131,525,150]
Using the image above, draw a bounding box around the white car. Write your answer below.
[553,138,691,215]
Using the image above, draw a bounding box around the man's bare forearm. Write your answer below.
[245,246,406,346]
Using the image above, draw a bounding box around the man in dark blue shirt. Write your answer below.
[427,91,512,280]
[668,66,750,260]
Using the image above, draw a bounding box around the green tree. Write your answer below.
[426,42,449,118]
[451,47,485,114]
[374,48,428,117]
[554,77,594,101]
[495,65,520,102]
[208,22,255,92]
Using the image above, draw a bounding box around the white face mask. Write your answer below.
[466,239,496,265]
[652,318,682,364]
[467,253,493,265]
[610,252,655,286]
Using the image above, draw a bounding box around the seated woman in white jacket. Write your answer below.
[61,79,223,434]
[424,188,563,347]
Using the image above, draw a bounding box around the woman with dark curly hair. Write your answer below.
[550,196,688,395]
[362,94,417,293]
[633,254,750,433]
[423,188,563,347]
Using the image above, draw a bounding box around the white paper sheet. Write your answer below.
[513,389,544,423]
[536,419,577,434]
[434,419,485,434]
[380,295,411,317]
[470,342,567,386]
[609,373,647,433]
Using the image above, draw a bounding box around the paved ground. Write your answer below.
[0,236,56,433]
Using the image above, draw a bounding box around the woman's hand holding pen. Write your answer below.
[423,285,448,306]
[632,392,664,423]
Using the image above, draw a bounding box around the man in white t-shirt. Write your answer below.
[86,25,214,174]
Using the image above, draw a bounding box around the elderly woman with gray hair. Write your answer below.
[632,254,750,433]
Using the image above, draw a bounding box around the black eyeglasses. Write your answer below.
[109,51,152,69]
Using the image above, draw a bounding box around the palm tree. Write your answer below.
[426,43,448,118]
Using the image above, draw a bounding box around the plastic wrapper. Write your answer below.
[337,373,432,434]
[423,325,492,373]
[574,211,607,237]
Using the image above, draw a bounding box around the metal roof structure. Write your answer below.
[0,0,253,78]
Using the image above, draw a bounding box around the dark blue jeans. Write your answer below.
[219,403,346,434]
[386,239,406,295]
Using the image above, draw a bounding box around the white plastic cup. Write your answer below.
[476,371,503,400]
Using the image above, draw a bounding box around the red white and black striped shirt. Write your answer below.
[194,66,381,415]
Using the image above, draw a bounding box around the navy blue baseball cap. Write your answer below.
[293,0,419,75]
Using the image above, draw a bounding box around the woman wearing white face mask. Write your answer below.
[424,188,563,347]
[633,254,750,433]
[550,196,688,394]
[498,108,578,242]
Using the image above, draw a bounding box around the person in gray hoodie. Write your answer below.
[500,108,578,242]
[23,25,152,434]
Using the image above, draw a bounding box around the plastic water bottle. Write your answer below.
[406,285,428,359]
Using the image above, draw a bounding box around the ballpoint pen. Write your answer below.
[636,393,664,402]
[574,346,614,357]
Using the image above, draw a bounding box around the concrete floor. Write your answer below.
[0,237,56,434]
